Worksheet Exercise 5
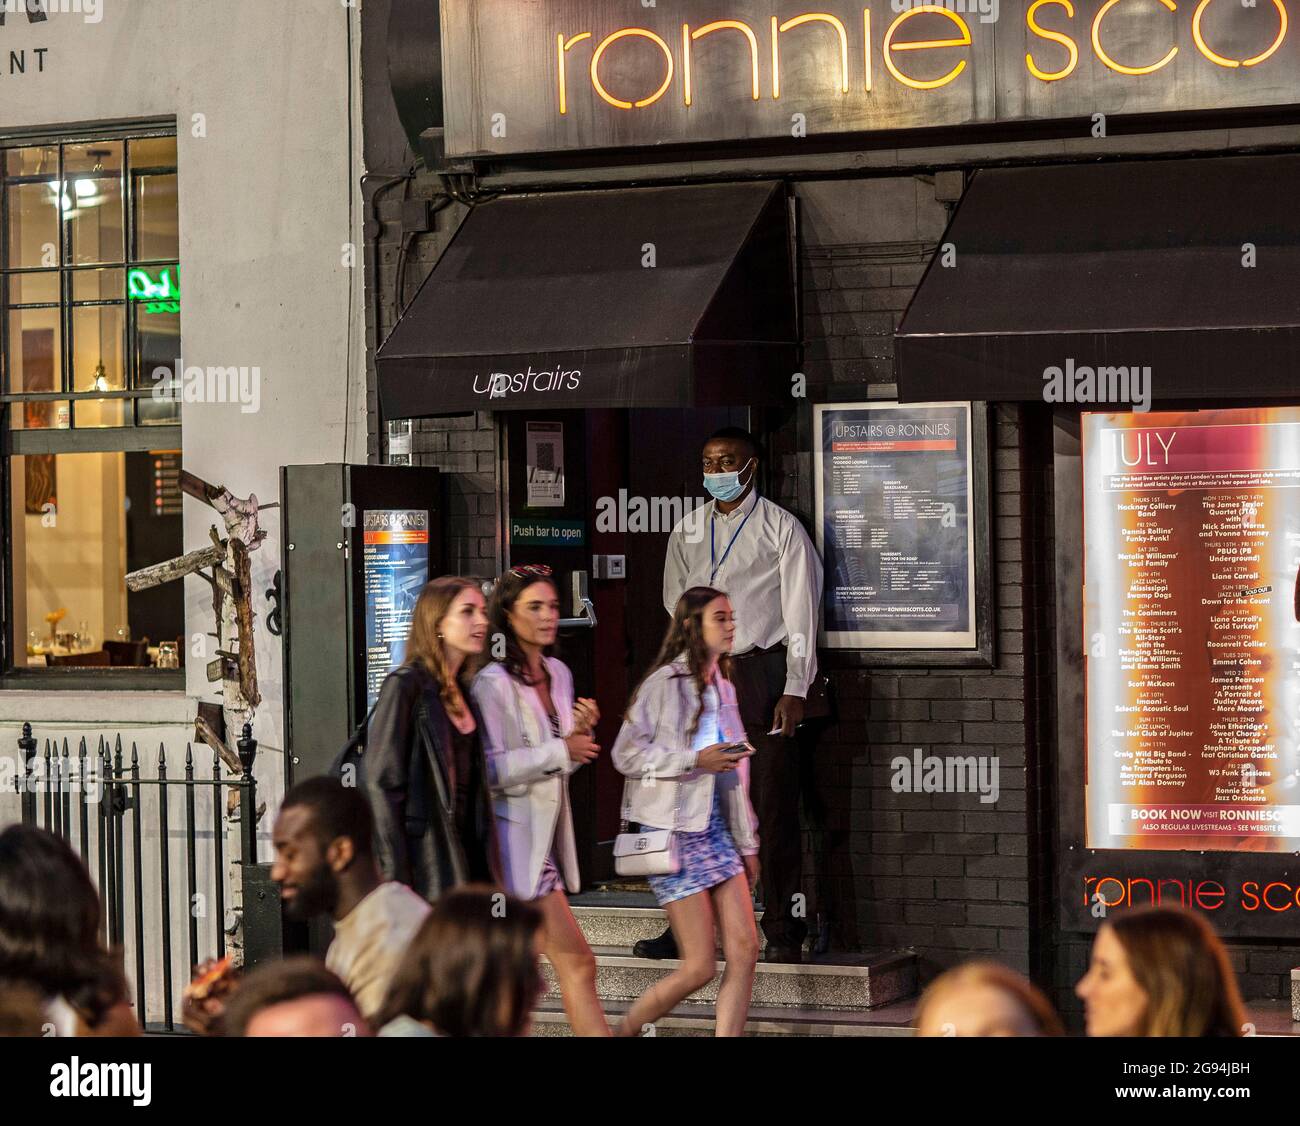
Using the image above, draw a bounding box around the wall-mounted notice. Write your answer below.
[1084,408,1300,852]
[814,401,975,649]
[526,421,565,507]
[363,509,431,709]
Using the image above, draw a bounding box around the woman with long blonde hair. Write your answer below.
[1077,905,1246,1037]
[363,576,498,903]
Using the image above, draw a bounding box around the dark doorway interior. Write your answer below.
[502,406,749,887]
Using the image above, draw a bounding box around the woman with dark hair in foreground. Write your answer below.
[472,564,609,1036]
[374,885,545,1037]
[0,824,139,1036]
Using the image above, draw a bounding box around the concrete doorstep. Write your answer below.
[534,902,920,1036]
[531,997,920,1038]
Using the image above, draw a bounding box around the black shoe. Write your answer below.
[764,944,804,964]
[633,928,678,960]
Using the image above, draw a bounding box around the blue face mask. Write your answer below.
[703,458,754,502]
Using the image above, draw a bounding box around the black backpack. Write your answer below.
[329,701,378,786]
[328,667,441,796]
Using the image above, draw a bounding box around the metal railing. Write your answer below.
[15,722,264,1032]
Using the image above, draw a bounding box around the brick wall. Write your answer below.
[363,170,1299,1013]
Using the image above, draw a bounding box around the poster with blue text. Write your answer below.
[363,509,431,708]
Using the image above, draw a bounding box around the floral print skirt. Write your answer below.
[646,791,743,906]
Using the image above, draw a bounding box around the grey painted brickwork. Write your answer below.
[364,171,1300,1014]
[367,184,498,578]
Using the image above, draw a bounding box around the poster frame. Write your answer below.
[809,396,993,668]
[1054,409,1300,940]
[362,507,432,711]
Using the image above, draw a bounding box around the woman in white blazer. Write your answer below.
[611,586,761,1037]
[471,564,610,1037]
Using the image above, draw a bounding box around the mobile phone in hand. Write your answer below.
[724,741,756,757]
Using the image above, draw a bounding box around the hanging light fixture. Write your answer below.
[88,300,109,392]
[84,147,114,394]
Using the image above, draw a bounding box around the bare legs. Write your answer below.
[616,888,717,1036]
[536,889,611,1036]
[711,873,761,1036]
[616,873,759,1037]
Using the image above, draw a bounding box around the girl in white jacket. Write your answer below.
[611,586,761,1036]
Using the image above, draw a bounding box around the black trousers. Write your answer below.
[730,645,807,949]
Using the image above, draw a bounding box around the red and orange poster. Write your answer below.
[1084,408,1300,852]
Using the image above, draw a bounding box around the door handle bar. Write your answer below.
[559,596,597,630]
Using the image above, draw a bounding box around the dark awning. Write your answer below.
[376,181,797,416]
[896,155,1300,404]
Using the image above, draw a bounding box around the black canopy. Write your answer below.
[896,154,1300,404]
[376,181,797,417]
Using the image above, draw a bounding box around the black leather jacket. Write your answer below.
[363,664,498,902]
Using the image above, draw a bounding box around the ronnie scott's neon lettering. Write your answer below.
[555,2,1294,113]
[127,267,180,315]
[559,9,973,112]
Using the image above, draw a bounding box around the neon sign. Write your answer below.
[1083,874,1300,913]
[556,1,1292,112]
[128,267,179,315]
[441,0,1300,158]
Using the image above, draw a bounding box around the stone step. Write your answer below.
[531,997,919,1037]
[571,904,776,950]
[542,946,917,1012]
[569,899,841,955]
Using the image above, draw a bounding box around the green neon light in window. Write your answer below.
[127,266,179,314]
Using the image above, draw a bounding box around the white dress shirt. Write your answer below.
[663,489,822,697]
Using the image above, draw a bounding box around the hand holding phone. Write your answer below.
[696,742,753,774]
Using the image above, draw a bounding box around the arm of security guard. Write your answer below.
[779,514,823,698]
[663,521,690,617]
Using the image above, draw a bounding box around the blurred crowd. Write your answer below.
[0,816,1250,1038]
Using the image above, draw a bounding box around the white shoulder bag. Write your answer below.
[612,675,694,877]
[613,780,682,877]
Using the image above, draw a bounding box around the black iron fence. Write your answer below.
[15,721,271,1032]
